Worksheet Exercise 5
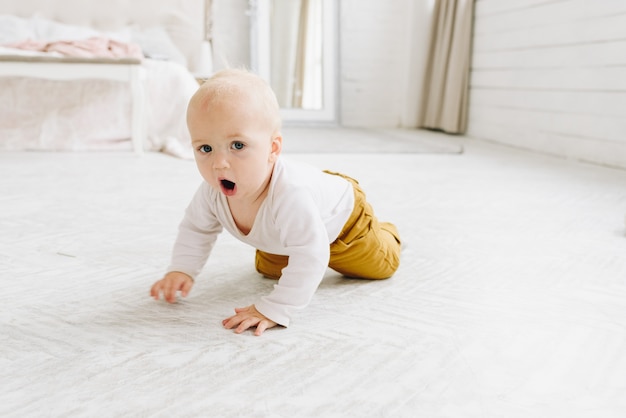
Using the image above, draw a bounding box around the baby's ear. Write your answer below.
[270,133,282,161]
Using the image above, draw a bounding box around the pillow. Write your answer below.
[0,15,34,44]
[31,14,102,42]
[131,26,187,68]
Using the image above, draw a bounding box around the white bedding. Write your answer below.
[0,15,198,157]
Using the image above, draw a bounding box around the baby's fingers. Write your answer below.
[235,317,261,334]
[164,280,179,303]
[255,320,271,336]
[150,273,193,303]
[150,281,164,300]
[180,278,193,297]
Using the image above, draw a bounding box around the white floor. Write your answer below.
[1,130,626,417]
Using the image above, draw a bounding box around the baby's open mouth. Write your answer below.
[221,179,235,190]
[220,179,236,195]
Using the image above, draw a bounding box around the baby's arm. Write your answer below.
[151,183,221,303]
[150,271,194,303]
[252,189,332,328]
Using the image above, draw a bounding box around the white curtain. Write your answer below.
[418,0,474,134]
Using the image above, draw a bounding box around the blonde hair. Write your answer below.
[190,68,282,133]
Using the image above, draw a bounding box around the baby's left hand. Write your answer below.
[222,305,277,336]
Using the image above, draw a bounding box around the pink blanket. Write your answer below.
[5,37,143,59]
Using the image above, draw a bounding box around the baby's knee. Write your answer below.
[255,250,286,280]
[255,264,282,280]
[371,250,401,279]
[374,232,401,279]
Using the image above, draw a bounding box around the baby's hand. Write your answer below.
[222,305,277,336]
[150,271,194,303]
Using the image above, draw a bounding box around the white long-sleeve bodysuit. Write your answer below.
[167,156,355,326]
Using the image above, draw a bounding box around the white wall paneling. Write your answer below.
[468,0,626,169]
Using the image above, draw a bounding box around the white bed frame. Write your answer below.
[0,55,147,154]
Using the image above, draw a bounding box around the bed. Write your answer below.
[0,11,203,158]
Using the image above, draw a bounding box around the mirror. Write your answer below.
[251,0,338,123]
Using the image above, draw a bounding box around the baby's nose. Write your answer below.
[212,151,230,169]
[213,160,229,170]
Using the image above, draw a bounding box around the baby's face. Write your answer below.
[188,94,281,203]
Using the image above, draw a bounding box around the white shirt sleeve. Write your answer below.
[254,188,334,327]
[167,183,223,279]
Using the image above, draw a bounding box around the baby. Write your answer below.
[150,68,401,335]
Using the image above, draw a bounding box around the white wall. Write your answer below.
[467,0,626,169]
[339,0,423,128]
[211,0,251,71]
[212,0,424,128]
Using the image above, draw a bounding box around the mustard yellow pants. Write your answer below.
[255,171,401,280]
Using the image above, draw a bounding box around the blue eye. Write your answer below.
[232,141,245,150]
[199,144,212,153]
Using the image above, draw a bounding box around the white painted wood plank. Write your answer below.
[467,120,626,168]
[473,14,626,52]
[471,0,626,168]
[468,89,626,117]
[474,0,563,17]
[471,40,626,69]
[470,67,626,91]
[468,105,626,143]
[474,0,626,34]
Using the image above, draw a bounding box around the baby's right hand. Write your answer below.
[150,271,194,303]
